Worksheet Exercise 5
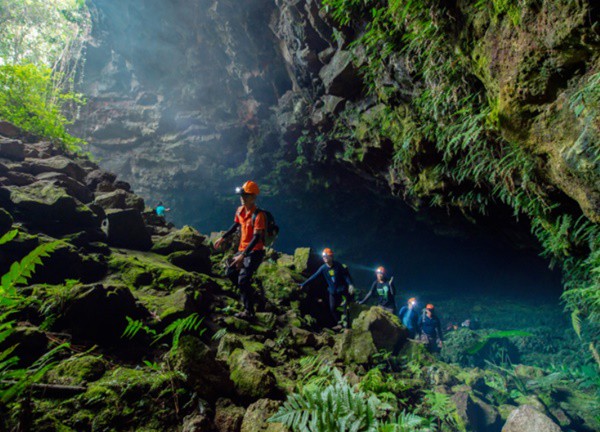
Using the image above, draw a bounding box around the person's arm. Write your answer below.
[301,266,324,288]
[343,265,354,287]
[360,281,377,304]
[241,230,263,256]
[398,306,406,320]
[388,279,396,296]
[436,317,444,342]
[222,222,240,239]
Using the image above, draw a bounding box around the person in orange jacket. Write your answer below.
[215,181,266,319]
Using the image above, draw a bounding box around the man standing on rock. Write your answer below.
[300,248,355,330]
[214,181,266,319]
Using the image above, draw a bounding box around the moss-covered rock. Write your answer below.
[167,249,211,274]
[214,398,246,432]
[76,366,188,431]
[227,348,277,400]
[255,260,302,306]
[54,283,147,345]
[7,181,97,229]
[240,399,288,432]
[170,335,233,401]
[108,249,211,292]
[151,225,207,255]
[352,306,408,352]
[335,329,377,365]
[45,355,107,386]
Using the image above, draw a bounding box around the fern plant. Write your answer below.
[0,231,67,406]
[270,368,433,431]
[122,312,206,353]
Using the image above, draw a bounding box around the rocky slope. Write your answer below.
[0,123,598,431]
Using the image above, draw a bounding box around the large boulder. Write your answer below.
[151,225,206,254]
[5,181,97,230]
[352,306,408,352]
[502,405,561,432]
[20,156,87,182]
[170,336,233,402]
[101,208,152,250]
[335,329,377,365]
[214,398,245,432]
[0,138,25,161]
[94,189,145,211]
[0,121,22,138]
[227,349,277,400]
[240,399,288,432]
[166,249,212,274]
[85,169,116,189]
[35,172,94,204]
[319,50,362,98]
[452,392,501,432]
[292,247,321,276]
[54,284,147,345]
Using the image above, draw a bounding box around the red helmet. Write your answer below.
[236,180,260,195]
[376,266,385,274]
[426,304,435,310]
[322,248,334,256]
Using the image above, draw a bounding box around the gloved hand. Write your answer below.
[348,284,355,295]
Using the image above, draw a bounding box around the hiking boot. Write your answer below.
[332,324,343,331]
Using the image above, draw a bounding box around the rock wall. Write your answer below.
[76,0,292,223]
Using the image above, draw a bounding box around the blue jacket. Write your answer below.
[301,261,353,294]
[419,313,443,341]
[398,306,419,333]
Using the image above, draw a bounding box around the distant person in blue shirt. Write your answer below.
[398,297,419,338]
[418,303,443,352]
[300,248,355,330]
[155,201,170,217]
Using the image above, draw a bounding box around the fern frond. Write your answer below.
[572,309,583,340]
[0,241,62,294]
[0,229,18,245]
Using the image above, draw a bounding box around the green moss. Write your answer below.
[108,249,206,291]
[45,355,106,386]
[227,348,276,399]
[255,260,302,305]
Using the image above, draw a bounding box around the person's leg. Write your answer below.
[329,292,341,326]
[237,250,264,316]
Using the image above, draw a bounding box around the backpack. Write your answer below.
[252,207,279,247]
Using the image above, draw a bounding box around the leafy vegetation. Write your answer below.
[321,0,600,366]
[270,367,434,431]
[0,63,86,152]
[122,312,206,353]
[0,0,90,152]
[0,229,67,420]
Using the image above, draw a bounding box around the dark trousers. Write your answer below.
[329,291,351,328]
[226,250,265,314]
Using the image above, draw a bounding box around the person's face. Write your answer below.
[322,254,333,265]
[409,301,416,310]
[426,309,433,318]
[376,271,384,281]
[240,193,256,207]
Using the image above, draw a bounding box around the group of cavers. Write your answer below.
[159,181,445,353]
